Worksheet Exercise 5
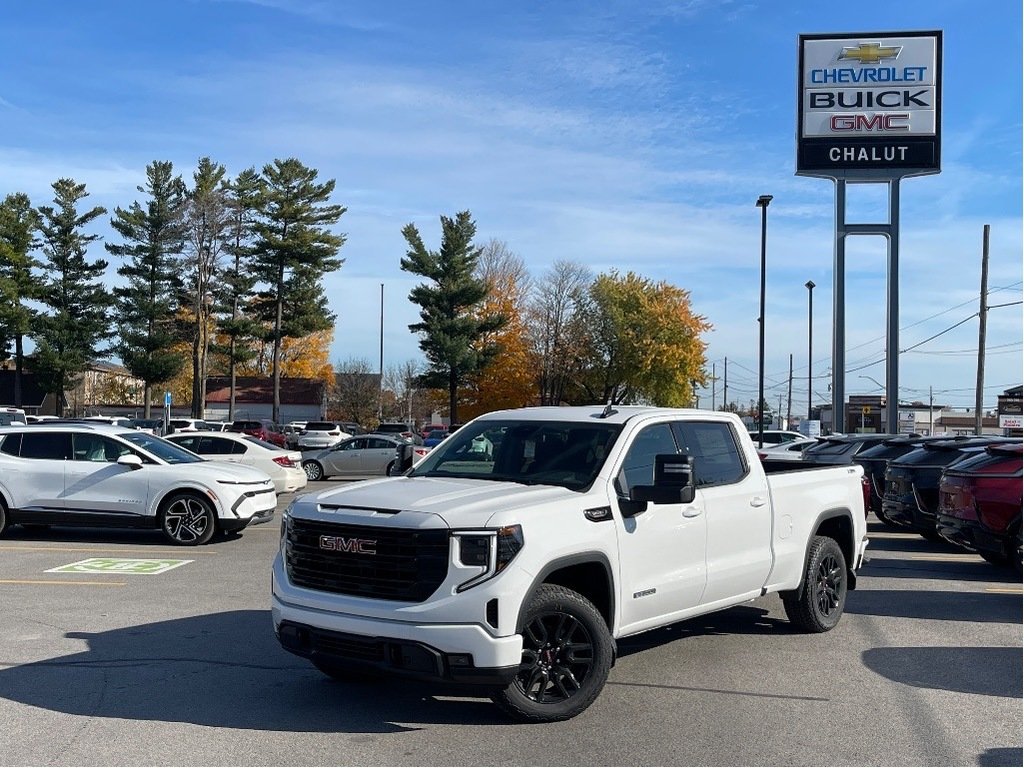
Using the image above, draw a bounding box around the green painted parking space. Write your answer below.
[45,558,194,575]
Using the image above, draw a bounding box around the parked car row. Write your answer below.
[854,434,1022,569]
[757,430,1022,570]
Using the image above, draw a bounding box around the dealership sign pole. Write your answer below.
[797,31,941,433]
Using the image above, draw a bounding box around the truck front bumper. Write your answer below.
[271,559,525,686]
[275,619,519,686]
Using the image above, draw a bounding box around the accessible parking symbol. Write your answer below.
[47,558,193,575]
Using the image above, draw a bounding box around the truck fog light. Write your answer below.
[447,653,473,667]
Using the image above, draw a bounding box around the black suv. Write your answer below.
[855,435,940,527]
[881,436,1010,540]
[801,433,903,465]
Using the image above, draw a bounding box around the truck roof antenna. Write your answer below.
[600,400,617,419]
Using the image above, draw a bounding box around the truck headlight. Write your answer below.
[280,500,295,544]
[453,525,523,592]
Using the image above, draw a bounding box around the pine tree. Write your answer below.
[400,211,507,423]
[182,157,232,418]
[252,158,345,424]
[33,179,111,415]
[106,161,187,418]
[212,167,263,421]
[0,193,41,407]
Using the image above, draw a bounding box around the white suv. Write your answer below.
[0,423,277,545]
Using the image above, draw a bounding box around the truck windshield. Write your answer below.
[408,420,622,491]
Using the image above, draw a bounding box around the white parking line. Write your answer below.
[0,579,127,587]
[0,546,217,555]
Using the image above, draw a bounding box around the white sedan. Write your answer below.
[166,431,307,494]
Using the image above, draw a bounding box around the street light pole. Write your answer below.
[756,194,773,449]
[805,280,815,421]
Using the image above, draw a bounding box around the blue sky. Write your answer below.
[2,0,1020,414]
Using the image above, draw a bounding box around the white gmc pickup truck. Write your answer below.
[272,406,868,722]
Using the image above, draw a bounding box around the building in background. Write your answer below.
[204,376,327,424]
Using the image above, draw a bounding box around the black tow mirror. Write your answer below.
[630,454,696,506]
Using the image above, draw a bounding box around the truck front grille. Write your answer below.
[285,517,449,602]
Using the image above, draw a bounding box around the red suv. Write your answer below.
[228,419,287,448]
[936,442,1022,569]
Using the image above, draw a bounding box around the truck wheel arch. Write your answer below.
[782,508,857,600]
[516,553,616,636]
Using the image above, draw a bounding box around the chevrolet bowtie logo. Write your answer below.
[839,42,902,64]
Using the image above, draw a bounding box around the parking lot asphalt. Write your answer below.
[0,481,1020,766]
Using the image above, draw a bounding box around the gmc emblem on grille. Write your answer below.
[319,535,377,554]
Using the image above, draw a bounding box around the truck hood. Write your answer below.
[295,475,582,528]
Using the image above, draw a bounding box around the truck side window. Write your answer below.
[673,421,748,487]
[615,423,678,498]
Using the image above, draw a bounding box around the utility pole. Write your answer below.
[723,358,728,410]
[786,353,793,430]
[711,363,716,410]
[929,385,934,435]
[975,224,990,435]
[378,283,384,423]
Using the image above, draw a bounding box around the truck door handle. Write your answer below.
[681,506,702,518]
[750,496,767,508]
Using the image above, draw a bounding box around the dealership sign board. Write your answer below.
[797,31,942,177]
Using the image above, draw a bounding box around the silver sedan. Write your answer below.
[301,435,405,480]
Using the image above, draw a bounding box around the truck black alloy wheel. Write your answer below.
[783,535,847,633]
[491,584,613,722]
[160,492,216,546]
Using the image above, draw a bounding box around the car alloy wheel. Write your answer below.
[161,493,215,546]
[303,461,324,481]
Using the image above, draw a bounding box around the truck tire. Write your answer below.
[491,584,613,723]
[0,497,8,538]
[782,535,847,633]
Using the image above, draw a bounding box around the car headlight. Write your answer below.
[453,525,523,592]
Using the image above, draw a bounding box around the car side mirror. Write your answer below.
[117,454,144,470]
[629,454,696,506]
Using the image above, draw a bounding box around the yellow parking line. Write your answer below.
[0,546,217,555]
[0,579,127,587]
[985,587,1023,594]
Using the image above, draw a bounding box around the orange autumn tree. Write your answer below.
[235,328,335,385]
[161,340,198,408]
[461,240,536,421]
